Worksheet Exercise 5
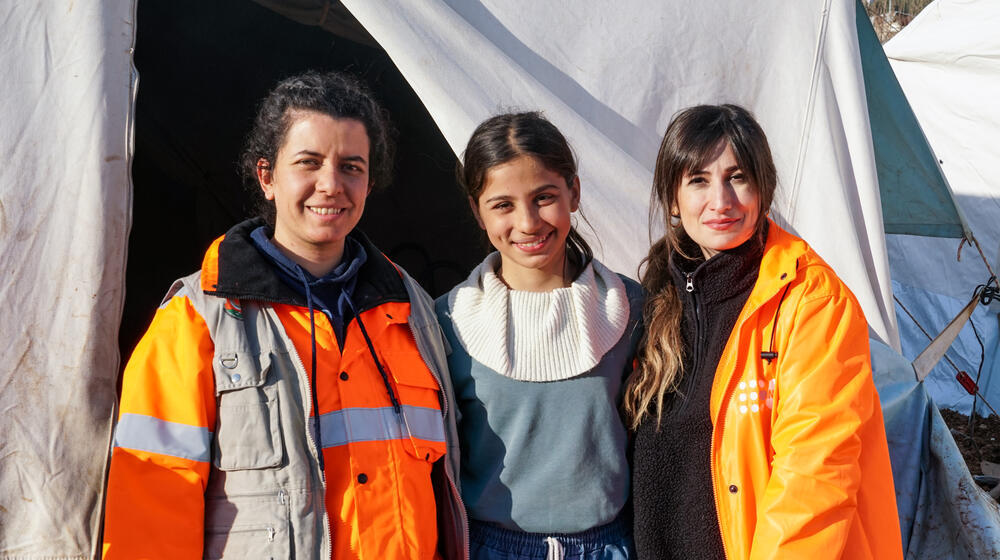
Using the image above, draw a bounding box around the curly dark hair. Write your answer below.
[239,70,396,224]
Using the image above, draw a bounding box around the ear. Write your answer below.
[257,158,275,201]
[568,176,581,212]
[469,196,485,230]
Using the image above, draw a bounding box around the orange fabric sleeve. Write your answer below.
[749,287,873,559]
[103,294,216,559]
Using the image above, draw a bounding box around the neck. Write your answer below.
[271,235,344,278]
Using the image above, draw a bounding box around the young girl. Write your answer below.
[435,112,643,560]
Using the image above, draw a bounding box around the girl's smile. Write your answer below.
[471,154,580,291]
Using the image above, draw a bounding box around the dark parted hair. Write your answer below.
[240,70,396,225]
[624,104,777,428]
[456,111,593,268]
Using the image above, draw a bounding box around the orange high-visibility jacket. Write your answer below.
[103,219,466,560]
[709,221,902,559]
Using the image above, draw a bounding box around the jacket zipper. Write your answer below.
[707,273,792,560]
[687,273,703,378]
[710,349,744,560]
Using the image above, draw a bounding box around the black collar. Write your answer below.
[669,230,766,305]
[206,218,409,313]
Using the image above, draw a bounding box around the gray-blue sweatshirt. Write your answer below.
[435,274,643,533]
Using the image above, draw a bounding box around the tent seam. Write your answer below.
[788,0,833,223]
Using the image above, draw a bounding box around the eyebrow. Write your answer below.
[688,164,741,175]
[482,183,561,204]
[291,150,368,164]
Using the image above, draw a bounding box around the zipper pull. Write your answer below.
[267,526,275,542]
[277,489,287,505]
[686,274,694,293]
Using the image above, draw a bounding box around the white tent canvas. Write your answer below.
[342,0,903,351]
[0,2,133,557]
[0,1,997,558]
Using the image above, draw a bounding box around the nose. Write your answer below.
[707,179,735,212]
[315,165,343,195]
[515,205,541,233]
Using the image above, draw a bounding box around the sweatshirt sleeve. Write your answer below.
[103,292,217,559]
[749,282,877,559]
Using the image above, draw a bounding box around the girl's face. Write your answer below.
[257,110,371,266]
[472,155,580,290]
[672,141,760,259]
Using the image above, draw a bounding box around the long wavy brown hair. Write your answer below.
[624,104,777,429]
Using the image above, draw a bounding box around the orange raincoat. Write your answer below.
[709,220,902,559]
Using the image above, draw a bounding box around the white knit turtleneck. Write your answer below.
[447,253,630,382]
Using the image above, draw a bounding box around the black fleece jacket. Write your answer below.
[632,233,764,559]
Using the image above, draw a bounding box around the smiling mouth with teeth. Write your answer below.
[514,231,553,249]
[309,207,344,216]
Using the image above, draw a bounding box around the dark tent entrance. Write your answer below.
[120,0,487,358]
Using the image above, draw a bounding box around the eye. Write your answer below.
[491,201,513,211]
[296,158,321,167]
[686,176,707,186]
[535,192,557,204]
[730,172,748,184]
[341,163,364,174]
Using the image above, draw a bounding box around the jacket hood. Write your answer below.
[199,217,409,313]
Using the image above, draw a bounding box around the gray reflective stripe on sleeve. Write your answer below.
[318,405,445,449]
[114,412,212,462]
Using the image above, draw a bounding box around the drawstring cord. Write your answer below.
[761,259,798,364]
[544,536,565,560]
[345,293,402,415]
[295,266,403,476]
[761,284,791,364]
[297,268,326,473]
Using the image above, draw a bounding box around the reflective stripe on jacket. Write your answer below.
[710,220,902,559]
[103,219,467,560]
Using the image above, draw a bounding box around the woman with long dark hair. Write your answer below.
[625,104,902,559]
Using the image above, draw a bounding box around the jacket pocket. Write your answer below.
[204,491,290,559]
[212,351,284,471]
[380,350,446,464]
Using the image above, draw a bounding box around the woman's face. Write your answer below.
[472,155,580,290]
[258,110,371,264]
[673,141,760,259]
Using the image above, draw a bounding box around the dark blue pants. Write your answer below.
[469,515,634,560]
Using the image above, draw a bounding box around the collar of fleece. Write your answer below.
[447,252,630,382]
[202,217,409,314]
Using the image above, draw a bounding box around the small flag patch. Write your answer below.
[223,299,243,320]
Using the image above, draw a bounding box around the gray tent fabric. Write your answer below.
[882,0,1000,417]
[251,0,377,47]
[0,2,135,558]
[855,1,971,240]
[872,340,1000,557]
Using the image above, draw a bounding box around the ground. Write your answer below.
[940,408,1000,490]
